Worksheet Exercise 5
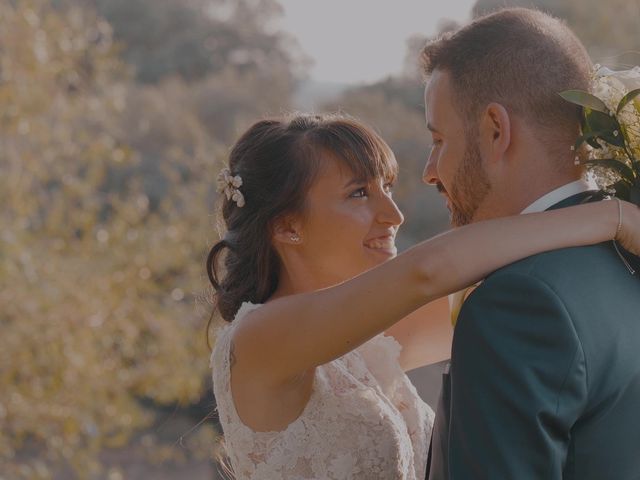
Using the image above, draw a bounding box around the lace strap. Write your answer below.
[210,302,263,421]
[210,323,233,404]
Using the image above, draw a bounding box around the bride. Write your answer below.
[207,113,640,479]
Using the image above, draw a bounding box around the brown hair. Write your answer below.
[206,113,397,333]
[421,8,592,151]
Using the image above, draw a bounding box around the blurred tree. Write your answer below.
[76,0,304,146]
[0,0,221,477]
[187,64,296,145]
[473,0,640,66]
[403,19,460,82]
[83,0,308,85]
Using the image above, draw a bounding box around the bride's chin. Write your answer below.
[364,246,397,261]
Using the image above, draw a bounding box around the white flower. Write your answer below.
[594,65,640,92]
[231,175,243,188]
[231,190,245,207]
[216,167,246,207]
[590,66,640,161]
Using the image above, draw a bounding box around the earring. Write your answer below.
[290,233,301,243]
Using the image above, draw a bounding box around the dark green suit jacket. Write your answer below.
[427,193,640,480]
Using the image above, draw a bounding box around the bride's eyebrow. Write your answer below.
[343,177,367,189]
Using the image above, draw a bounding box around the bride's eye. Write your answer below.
[349,187,367,198]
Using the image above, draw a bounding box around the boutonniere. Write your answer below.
[449,283,481,327]
[560,65,640,207]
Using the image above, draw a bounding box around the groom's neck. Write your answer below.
[473,170,583,221]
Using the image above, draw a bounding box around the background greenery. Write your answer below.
[1,0,638,478]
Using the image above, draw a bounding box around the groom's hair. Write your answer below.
[421,8,591,159]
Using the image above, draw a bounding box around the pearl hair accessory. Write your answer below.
[290,233,301,243]
[217,168,245,207]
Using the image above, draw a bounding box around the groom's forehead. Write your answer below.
[427,69,450,93]
[424,71,451,118]
[424,72,467,133]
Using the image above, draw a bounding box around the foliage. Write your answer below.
[560,66,640,203]
[0,0,301,477]
[87,0,307,85]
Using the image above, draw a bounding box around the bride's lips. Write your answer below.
[363,234,397,256]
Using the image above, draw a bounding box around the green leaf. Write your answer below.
[608,180,631,201]
[584,110,625,147]
[630,186,640,206]
[586,137,602,149]
[574,130,611,151]
[585,159,636,184]
[559,90,609,113]
[579,119,602,149]
[616,88,640,115]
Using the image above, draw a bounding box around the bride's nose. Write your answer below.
[376,194,404,227]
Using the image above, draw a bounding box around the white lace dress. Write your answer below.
[210,302,435,479]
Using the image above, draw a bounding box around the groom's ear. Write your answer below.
[479,102,511,164]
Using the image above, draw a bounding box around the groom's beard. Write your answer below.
[449,139,491,227]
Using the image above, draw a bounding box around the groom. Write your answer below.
[421,8,640,480]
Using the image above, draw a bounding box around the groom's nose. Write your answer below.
[422,151,439,185]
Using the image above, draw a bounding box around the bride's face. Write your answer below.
[295,154,404,285]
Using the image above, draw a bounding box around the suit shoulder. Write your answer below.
[467,242,638,306]
[488,242,617,282]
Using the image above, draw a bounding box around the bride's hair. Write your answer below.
[206,113,398,329]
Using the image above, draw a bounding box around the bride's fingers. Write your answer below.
[617,201,640,257]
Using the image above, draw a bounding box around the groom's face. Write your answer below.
[423,70,491,226]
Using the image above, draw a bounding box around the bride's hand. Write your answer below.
[616,200,640,257]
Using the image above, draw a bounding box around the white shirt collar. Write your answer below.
[520,178,598,214]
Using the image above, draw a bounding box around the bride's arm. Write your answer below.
[386,199,640,373]
[384,298,452,371]
[233,200,639,386]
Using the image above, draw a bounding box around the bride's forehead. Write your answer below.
[313,153,394,183]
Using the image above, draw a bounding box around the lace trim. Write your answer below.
[211,303,324,436]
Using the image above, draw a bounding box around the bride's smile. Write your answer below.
[363,233,397,257]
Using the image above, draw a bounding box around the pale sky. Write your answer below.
[276,0,476,84]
